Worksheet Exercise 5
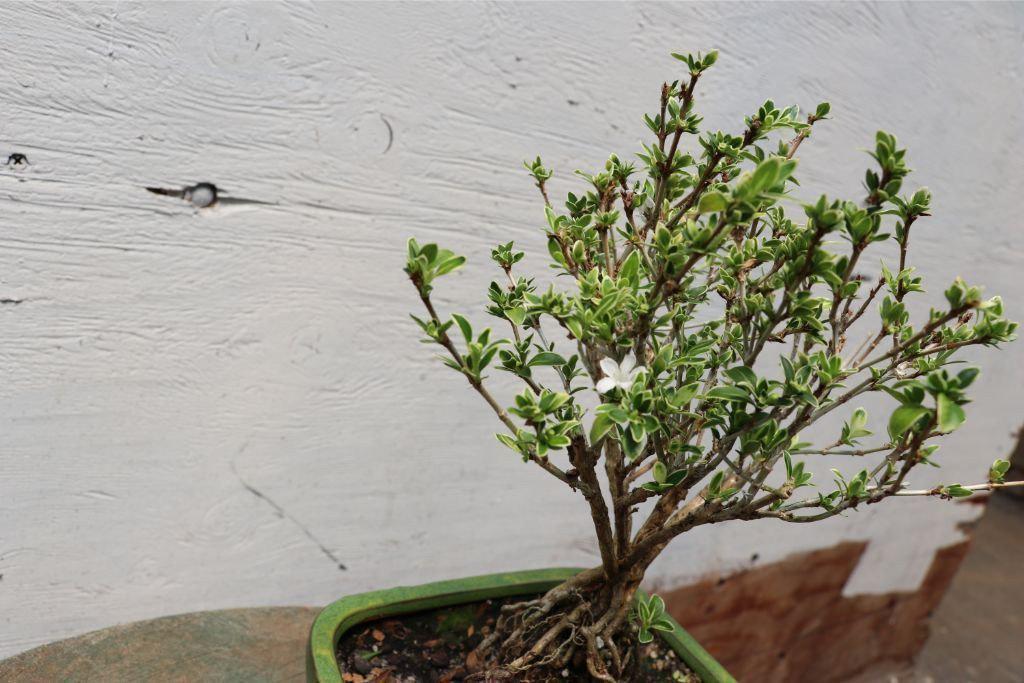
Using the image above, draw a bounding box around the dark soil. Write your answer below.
[335,595,700,682]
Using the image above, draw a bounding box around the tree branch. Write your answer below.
[417,291,575,489]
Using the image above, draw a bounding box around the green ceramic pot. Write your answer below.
[307,568,734,682]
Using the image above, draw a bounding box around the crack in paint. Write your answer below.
[231,463,347,572]
[380,113,393,154]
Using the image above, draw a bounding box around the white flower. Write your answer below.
[596,355,642,394]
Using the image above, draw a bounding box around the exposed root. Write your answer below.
[508,603,587,669]
[466,569,642,681]
[604,632,623,674]
[583,628,616,683]
[471,571,601,666]
[554,638,578,668]
[475,596,554,658]
[460,573,651,683]
[601,597,633,643]
[535,624,578,668]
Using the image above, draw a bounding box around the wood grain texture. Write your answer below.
[0,2,1022,658]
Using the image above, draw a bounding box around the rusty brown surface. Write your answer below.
[661,539,971,683]
[0,607,319,682]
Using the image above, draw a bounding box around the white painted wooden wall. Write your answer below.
[1,2,1022,658]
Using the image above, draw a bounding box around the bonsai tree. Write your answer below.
[404,50,1019,681]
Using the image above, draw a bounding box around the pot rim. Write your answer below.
[307,567,733,682]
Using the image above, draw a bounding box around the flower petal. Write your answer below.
[599,357,619,377]
[596,377,617,394]
[619,355,636,374]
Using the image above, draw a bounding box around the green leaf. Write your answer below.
[708,471,725,496]
[451,313,472,344]
[724,366,757,387]
[651,617,675,633]
[842,407,872,444]
[506,307,527,326]
[990,459,1011,483]
[956,367,980,389]
[936,394,966,433]
[435,255,466,276]
[589,413,615,444]
[888,405,930,440]
[706,386,749,402]
[541,392,571,413]
[495,433,521,454]
[780,356,795,382]
[648,595,666,616]
[621,428,647,461]
[547,236,566,265]
[749,158,780,193]
[697,191,729,214]
[944,484,974,498]
[529,351,567,367]
[619,250,641,284]
[672,382,699,406]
